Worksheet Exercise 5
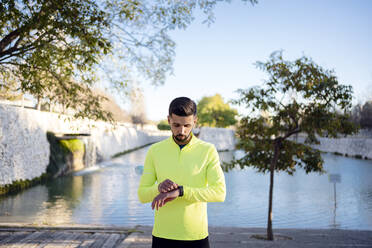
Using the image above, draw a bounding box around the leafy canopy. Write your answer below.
[197,94,238,128]
[1,0,111,119]
[226,51,358,174]
[157,119,171,130]
[0,0,257,121]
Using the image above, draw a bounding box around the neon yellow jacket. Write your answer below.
[137,133,226,240]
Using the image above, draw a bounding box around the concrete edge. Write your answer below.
[0,223,138,232]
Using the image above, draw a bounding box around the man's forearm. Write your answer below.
[183,183,226,203]
[138,183,159,203]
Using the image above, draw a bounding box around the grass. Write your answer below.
[333,151,343,156]
[112,143,155,158]
[354,154,363,159]
[0,173,50,196]
[59,139,85,153]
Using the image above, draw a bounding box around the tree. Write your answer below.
[0,77,21,100]
[157,119,171,130]
[225,51,358,240]
[91,88,131,123]
[349,101,372,129]
[360,101,372,129]
[1,0,112,119]
[0,0,257,121]
[350,103,362,127]
[129,85,146,125]
[197,94,238,128]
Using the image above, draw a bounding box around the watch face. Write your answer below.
[178,186,184,197]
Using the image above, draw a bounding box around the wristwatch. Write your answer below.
[178,185,184,197]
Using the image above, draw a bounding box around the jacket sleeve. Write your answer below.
[183,145,226,203]
[137,147,159,203]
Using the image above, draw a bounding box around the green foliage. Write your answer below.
[157,119,171,130]
[226,51,358,240]
[197,94,238,128]
[0,173,49,196]
[1,0,112,120]
[59,139,85,153]
[46,131,84,177]
[0,0,257,121]
[112,142,155,158]
[0,91,23,101]
[0,77,21,100]
[226,51,358,174]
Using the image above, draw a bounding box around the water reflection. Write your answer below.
[0,147,372,230]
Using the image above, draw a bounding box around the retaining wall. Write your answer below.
[2,103,369,187]
[0,104,169,186]
[294,131,372,159]
[198,127,236,151]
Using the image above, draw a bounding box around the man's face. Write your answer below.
[168,113,197,144]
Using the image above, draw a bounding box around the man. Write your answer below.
[137,96,226,248]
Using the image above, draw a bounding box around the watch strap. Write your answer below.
[178,185,184,197]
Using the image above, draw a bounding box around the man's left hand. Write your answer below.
[151,189,180,210]
[158,179,178,193]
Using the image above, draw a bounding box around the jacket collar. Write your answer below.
[168,132,198,150]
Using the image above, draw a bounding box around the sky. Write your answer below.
[137,0,372,121]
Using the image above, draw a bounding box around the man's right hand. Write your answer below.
[152,189,180,210]
[158,179,178,193]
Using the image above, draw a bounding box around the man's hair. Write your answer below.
[169,97,197,117]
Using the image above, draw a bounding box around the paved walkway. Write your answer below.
[0,225,130,248]
[129,226,372,248]
[0,224,371,247]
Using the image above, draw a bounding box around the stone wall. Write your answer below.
[4,102,368,188]
[198,127,236,151]
[0,104,169,186]
[293,130,372,160]
[198,126,372,159]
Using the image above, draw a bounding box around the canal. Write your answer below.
[0,146,371,230]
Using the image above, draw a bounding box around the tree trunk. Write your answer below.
[267,139,281,240]
[36,96,41,110]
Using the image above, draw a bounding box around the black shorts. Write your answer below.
[152,235,210,248]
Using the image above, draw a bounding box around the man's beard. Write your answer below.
[174,133,191,143]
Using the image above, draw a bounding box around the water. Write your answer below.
[1,146,372,230]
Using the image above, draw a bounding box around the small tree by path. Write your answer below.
[197,94,238,128]
[225,51,358,241]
